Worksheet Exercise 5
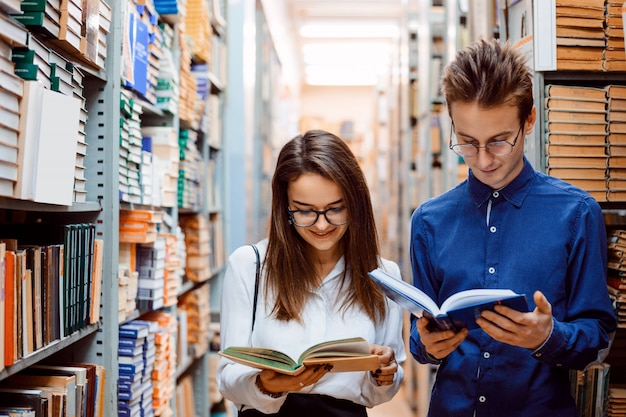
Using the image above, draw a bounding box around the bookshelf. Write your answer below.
[0,0,227,414]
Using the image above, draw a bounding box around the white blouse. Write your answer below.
[217,239,406,414]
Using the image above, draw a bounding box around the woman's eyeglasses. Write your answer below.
[288,207,349,227]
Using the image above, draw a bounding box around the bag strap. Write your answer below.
[250,244,261,332]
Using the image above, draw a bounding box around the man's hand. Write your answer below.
[477,290,553,350]
[417,316,469,360]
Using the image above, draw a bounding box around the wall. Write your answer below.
[299,85,379,142]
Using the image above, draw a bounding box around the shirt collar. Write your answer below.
[468,156,534,208]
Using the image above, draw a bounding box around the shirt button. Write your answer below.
[483,352,490,359]
[488,267,495,274]
[479,396,486,403]
[490,226,496,233]
[492,191,499,198]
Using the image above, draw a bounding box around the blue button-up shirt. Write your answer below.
[409,158,617,417]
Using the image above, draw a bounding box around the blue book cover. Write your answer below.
[132,17,149,99]
[368,267,528,331]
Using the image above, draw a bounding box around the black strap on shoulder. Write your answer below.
[250,244,261,332]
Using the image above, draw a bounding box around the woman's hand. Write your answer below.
[369,344,399,386]
[257,364,331,395]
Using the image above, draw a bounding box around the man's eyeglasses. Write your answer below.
[449,123,524,157]
[288,207,349,227]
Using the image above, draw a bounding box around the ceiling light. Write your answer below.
[300,24,399,39]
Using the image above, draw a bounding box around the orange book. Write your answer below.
[4,250,15,366]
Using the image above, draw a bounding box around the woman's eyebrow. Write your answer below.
[291,198,344,206]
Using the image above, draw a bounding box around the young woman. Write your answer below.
[217,130,405,416]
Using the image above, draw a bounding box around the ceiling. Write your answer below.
[285,0,406,86]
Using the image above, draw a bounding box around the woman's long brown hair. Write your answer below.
[263,129,387,324]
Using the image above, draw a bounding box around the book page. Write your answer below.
[440,289,519,313]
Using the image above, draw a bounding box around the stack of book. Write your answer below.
[140,136,155,206]
[10,0,60,40]
[179,213,211,283]
[570,363,611,417]
[119,209,162,244]
[178,129,204,211]
[555,0,606,71]
[143,126,180,208]
[0,15,27,197]
[118,251,139,323]
[604,1,626,71]
[136,237,166,311]
[154,23,179,115]
[178,283,210,359]
[119,89,144,204]
[11,36,51,89]
[607,229,626,328]
[608,85,626,201]
[162,231,183,307]
[191,64,210,132]
[118,322,150,417]
[184,0,212,64]
[152,0,185,17]
[545,84,609,201]
[141,1,161,105]
[0,362,105,417]
[142,312,177,417]
[208,93,222,149]
[607,385,626,416]
[177,25,198,127]
[122,0,159,103]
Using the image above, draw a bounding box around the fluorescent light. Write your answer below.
[305,69,380,86]
[302,42,391,65]
[300,24,399,39]
[301,42,392,86]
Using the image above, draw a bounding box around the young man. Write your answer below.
[409,38,617,416]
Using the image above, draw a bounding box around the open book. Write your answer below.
[368,268,528,331]
[218,337,380,376]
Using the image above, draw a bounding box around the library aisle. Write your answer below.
[368,384,415,417]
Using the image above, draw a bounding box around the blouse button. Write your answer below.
[490,226,496,233]
[479,396,486,403]
[492,191,499,198]
[488,267,495,274]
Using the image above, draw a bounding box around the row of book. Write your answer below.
[0,22,87,205]
[0,223,102,371]
[570,363,611,417]
[0,361,105,417]
[545,84,626,202]
[118,315,176,417]
[555,0,626,72]
[607,229,626,327]
[8,0,110,70]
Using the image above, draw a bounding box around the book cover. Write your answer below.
[0,388,47,417]
[219,337,380,376]
[368,267,528,331]
[4,249,15,366]
[0,243,4,373]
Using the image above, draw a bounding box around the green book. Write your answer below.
[20,0,46,12]
[13,63,38,80]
